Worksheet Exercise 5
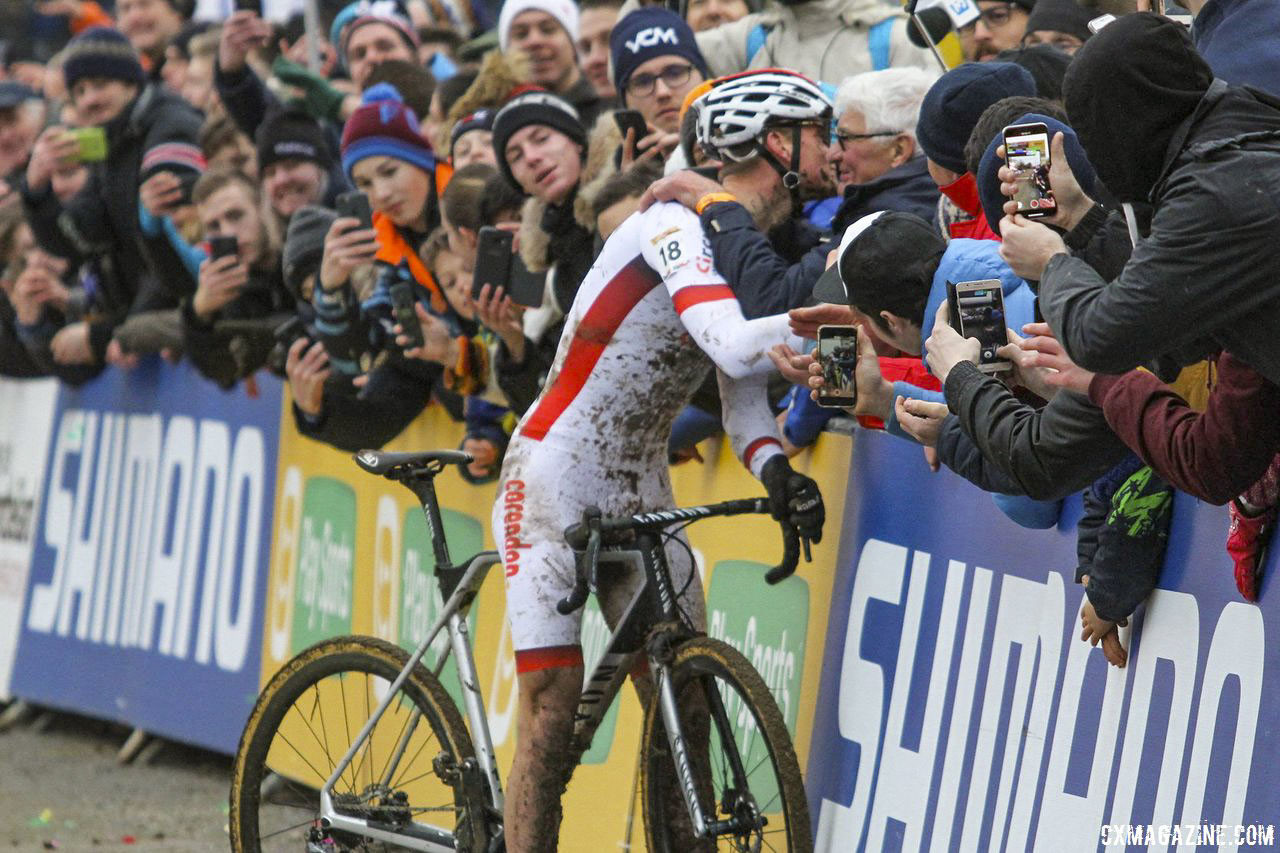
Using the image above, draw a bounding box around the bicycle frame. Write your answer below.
[308,470,753,850]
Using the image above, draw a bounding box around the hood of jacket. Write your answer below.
[920,237,1036,363]
[1064,13,1213,202]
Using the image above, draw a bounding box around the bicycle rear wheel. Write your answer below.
[640,636,811,853]
[230,635,475,852]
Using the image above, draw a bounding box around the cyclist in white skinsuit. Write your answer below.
[490,69,832,852]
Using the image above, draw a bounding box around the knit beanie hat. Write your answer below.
[330,0,419,69]
[450,108,496,154]
[257,109,332,173]
[994,44,1072,101]
[1024,0,1094,44]
[1063,12,1212,202]
[609,9,710,102]
[63,27,146,91]
[916,62,1037,175]
[492,88,586,188]
[975,112,1097,234]
[341,83,436,180]
[283,205,337,300]
[497,0,580,52]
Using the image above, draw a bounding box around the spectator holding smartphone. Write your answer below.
[181,168,290,388]
[21,27,205,368]
[609,9,710,167]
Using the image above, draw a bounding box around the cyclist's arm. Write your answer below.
[716,369,785,478]
[642,205,802,378]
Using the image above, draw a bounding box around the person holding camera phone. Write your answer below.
[21,27,205,370]
[180,169,291,389]
[608,9,710,168]
[291,82,464,452]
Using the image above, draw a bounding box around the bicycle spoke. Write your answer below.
[387,725,439,791]
[373,697,417,787]
[258,815,320,841]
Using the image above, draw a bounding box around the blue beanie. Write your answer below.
[340,83,436,180]
[62,27,145,91]
[976,112,1098,235]
[609,9,709,102]
[916,62,1037,175]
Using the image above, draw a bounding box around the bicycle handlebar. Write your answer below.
[556,498,810,615]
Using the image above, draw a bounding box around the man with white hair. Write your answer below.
[828,66,939,230]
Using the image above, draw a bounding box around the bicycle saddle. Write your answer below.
[353,449,473,477]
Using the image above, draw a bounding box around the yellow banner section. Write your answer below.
[261,395,851,851]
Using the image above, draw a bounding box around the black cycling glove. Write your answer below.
[761,455,825,544]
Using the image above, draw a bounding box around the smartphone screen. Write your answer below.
[471,227,514,302]
[816,325,859,408]
[390,282,424,349]
[952,280,1011,373]
[1003,123,1056,218]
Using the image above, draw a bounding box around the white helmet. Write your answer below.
[694,69,833,164]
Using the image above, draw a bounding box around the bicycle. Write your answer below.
[229,447,814,852]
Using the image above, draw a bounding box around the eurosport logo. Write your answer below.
[813,538,1263,852]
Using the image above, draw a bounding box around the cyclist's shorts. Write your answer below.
[493,441,705,674]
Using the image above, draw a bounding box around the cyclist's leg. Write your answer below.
[506,661,584,853]
[493,465,592,852]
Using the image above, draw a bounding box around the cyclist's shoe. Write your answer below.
[761,455,825,544]
[1228,498,1275,601]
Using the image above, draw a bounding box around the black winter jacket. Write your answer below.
[936,361,1131,499]
[1041,81,1280,385]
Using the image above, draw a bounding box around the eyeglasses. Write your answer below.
[834,129,900,151]
[626,63,695,98]
[960,2,1020,30]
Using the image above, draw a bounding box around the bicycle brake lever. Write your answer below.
[764,522,800,585]
[802,535,812,563]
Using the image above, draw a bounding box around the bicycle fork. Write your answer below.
[653,660,763,843]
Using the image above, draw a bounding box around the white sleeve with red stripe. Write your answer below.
[716,369,785,479]
[640,204,803,378]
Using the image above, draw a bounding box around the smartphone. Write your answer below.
[1002,122,1056,219]
[1087,13,1115,33]
[67,126,106,163]
[815,325,859,408]
[209,235,239,262]
[507,256,544,308]
[175,170,200,206]
[946,280,1012,374]
[390,282,424,349]
[613,109,649,143]
[336,190,374,231]
[471,226,514,301]
[233,0,264,13]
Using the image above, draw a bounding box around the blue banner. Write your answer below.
[808,429,1277,851]
[10,359,281,754]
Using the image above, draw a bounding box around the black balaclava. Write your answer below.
[1063,12,1213,203]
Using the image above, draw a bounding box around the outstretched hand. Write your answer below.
[1015,322,1095,394]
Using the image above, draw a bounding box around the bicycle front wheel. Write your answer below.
[230,635,475,852]
[640,636,811,853]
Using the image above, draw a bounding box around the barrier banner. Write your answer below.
[9,359,282,753]
[261,396,852,850]
[808,428,1277,852]
[0,377,59,699]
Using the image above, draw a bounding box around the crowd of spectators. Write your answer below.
[1,0,1277,668]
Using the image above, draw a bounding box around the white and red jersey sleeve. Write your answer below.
[638,204,801,379]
